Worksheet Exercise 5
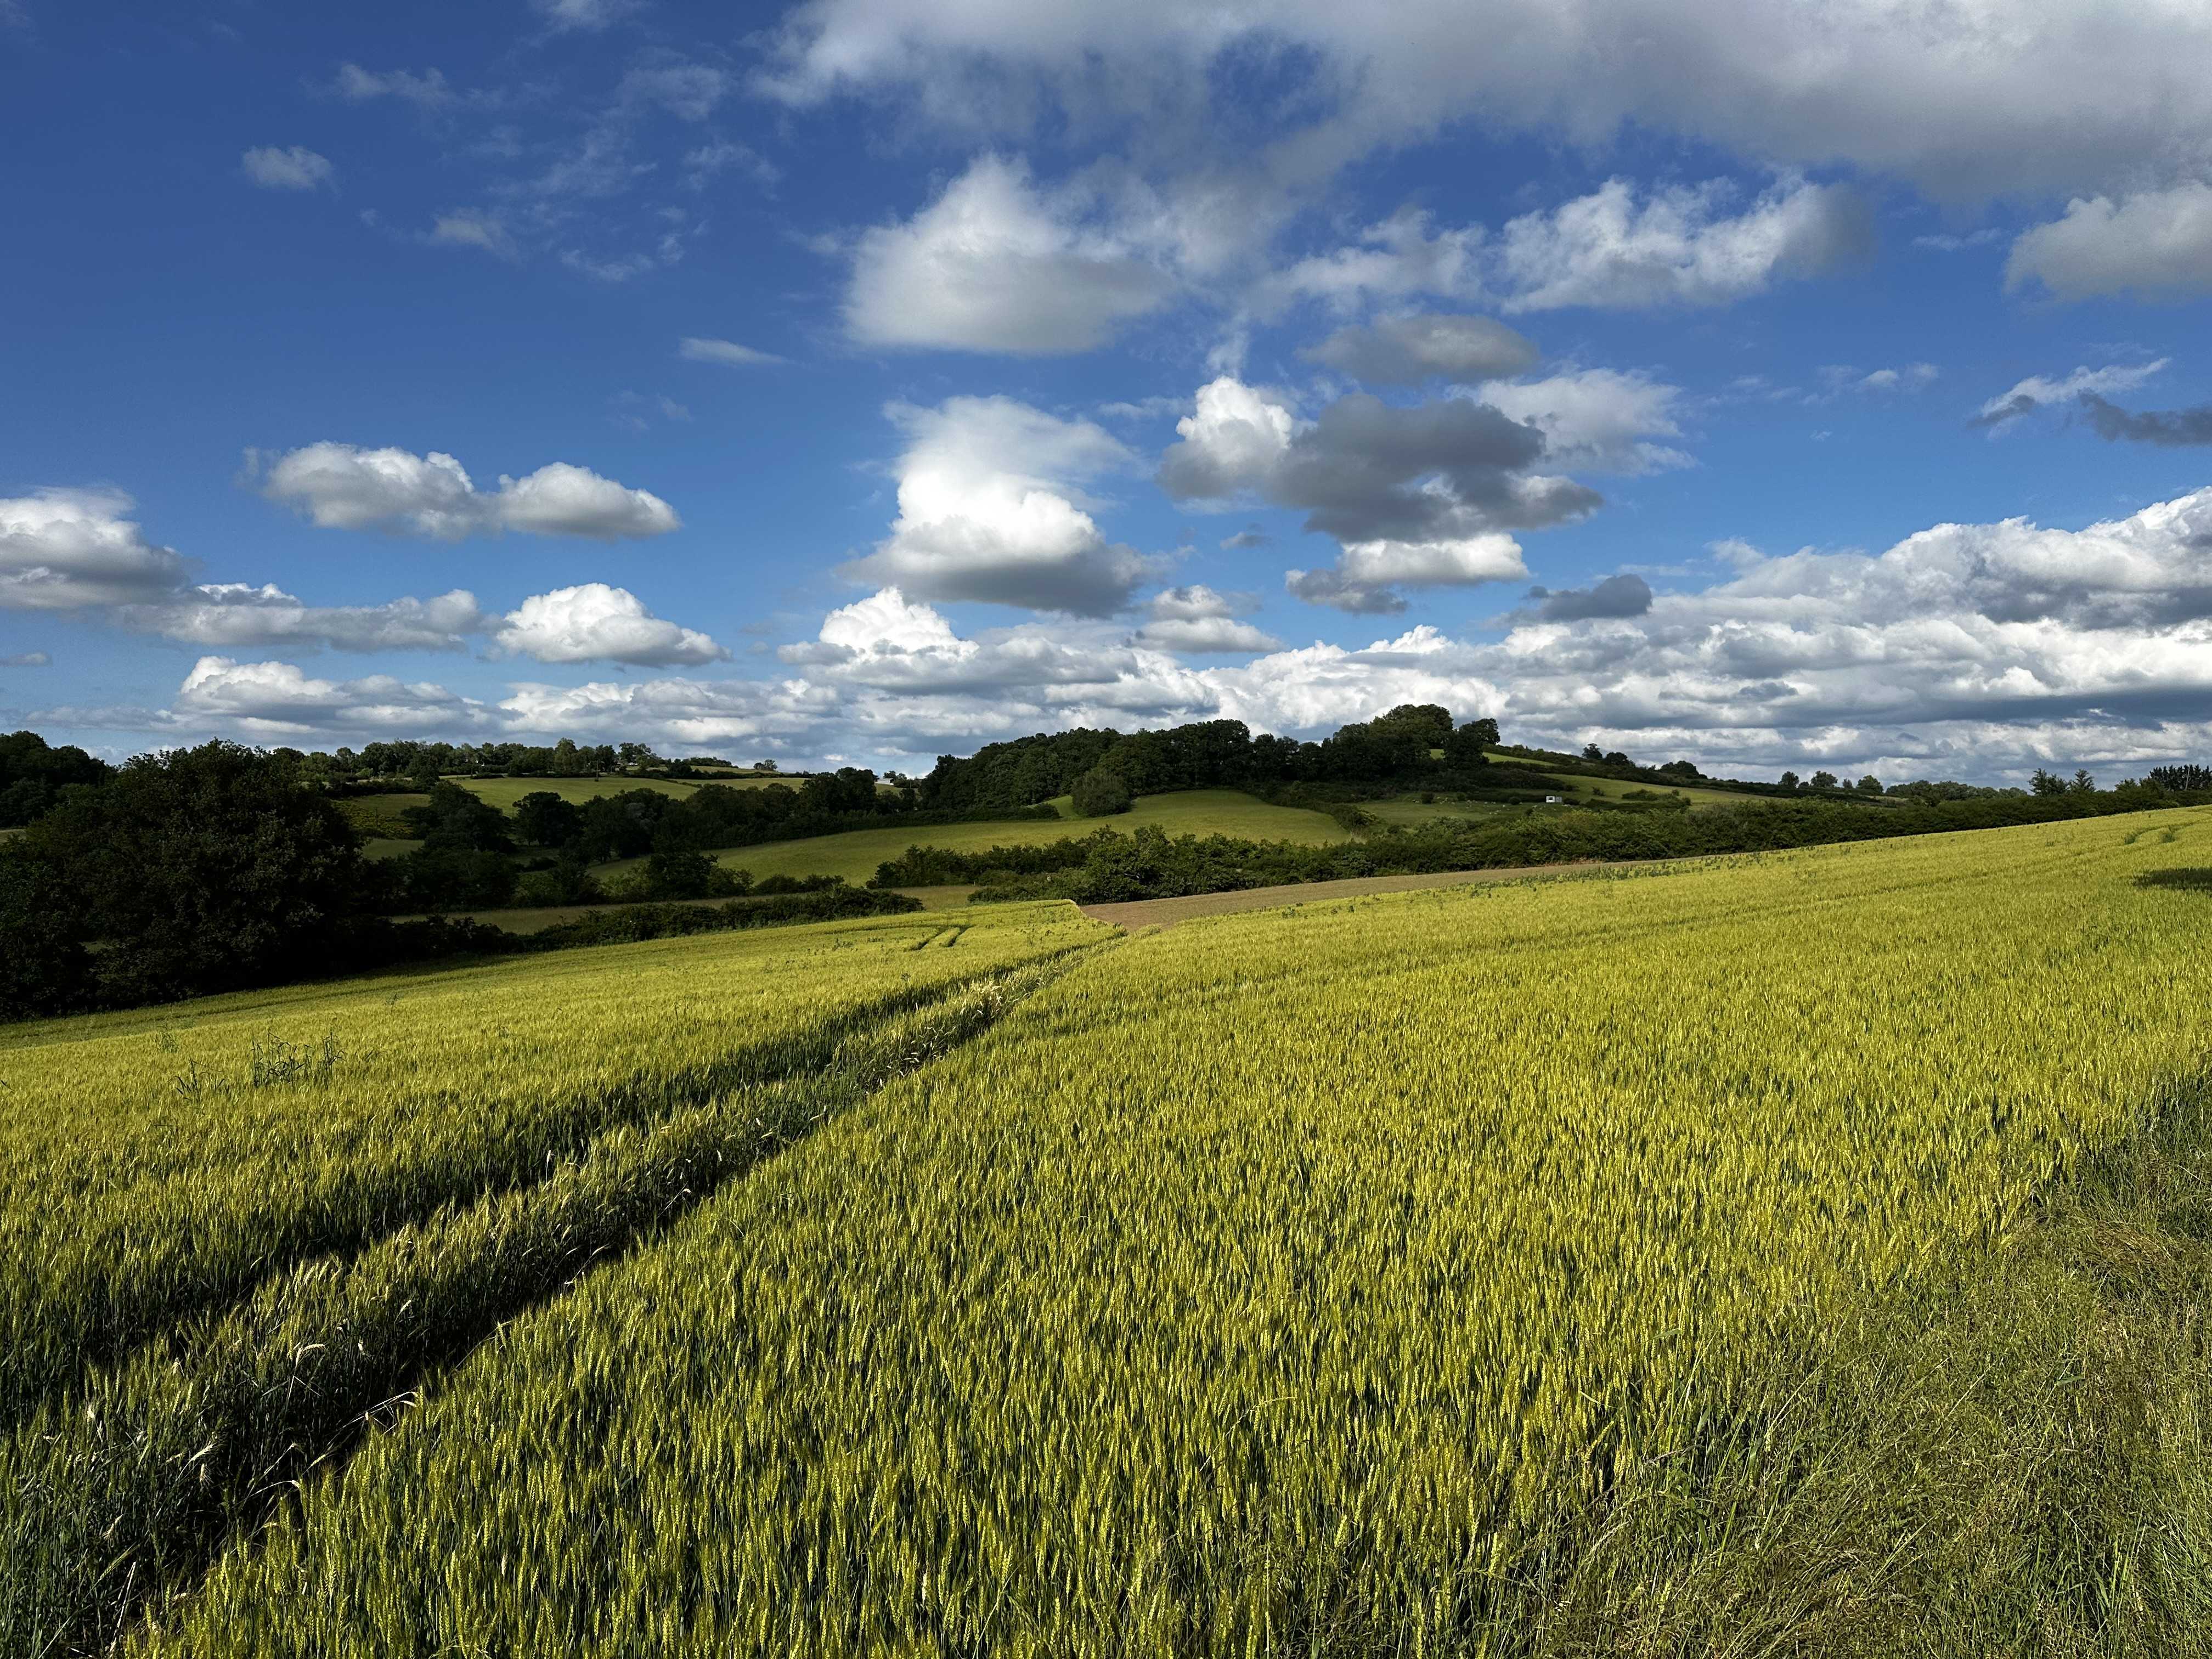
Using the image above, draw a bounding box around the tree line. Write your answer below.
[0,743,921,1022]
[378,776,1059,912]
[876,782,2193,905]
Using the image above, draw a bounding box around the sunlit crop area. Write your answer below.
[0,905,1111,1654]
[15,808,2186,1657]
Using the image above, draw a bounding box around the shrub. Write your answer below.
[1070,768,1132,817]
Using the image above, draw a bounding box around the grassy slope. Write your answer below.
[597,788,1357,888]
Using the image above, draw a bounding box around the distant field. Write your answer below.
[452,776,709,810]
[1361,795,1510,827]
[600,788,1357,887]
[1542,771,1771,809]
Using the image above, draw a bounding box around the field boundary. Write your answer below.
[1077,859,1670,928]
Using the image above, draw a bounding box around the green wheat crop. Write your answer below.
[99,809,2212,1656]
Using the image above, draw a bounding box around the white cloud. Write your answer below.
[1,652,50,668]
[2006,183,2212,301]
[1974,360,2169,428]
[117,585,487,652]
[1156,377,1298,503]
[332,64,458,109]
[761,2,2212,207]
[1287,534,1528,614]
[138,488,2212,780]
[241,146,335,191]
[533,0,637,31]
[492,584,726,665]
[1262,209,1486,315]
[845,155,1175,353]
[427,212,516,258]
[1493,176,1869,311]
[1471,369,1689,473]
[0,489,193,610]
[679,336,788,367]
[839,397,1154,615]
[495,462,682,538]
[1133,585,1282,653]
[173,657,492,737]
[1844,363,1939,393]
[259,444,680,539]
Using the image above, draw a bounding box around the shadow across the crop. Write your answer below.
[2135,866,2212,893]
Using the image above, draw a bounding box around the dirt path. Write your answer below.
[1079,860,1654,929]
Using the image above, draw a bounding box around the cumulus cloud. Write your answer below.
[1160,376,1593,611]
[1262,210,1486,314]
[761,1,2212,207]
[1304,314,1538,385]
[241,146,335,191]
[259,444,680,539]
[678,336,788,366]
[173,656,491,737]
[116,585,488,652]
[492,583,726,665]
[1287,535,1529,614]
[845,155,1175,353]
[1164,380,1594,539]
[1133,585,1282,653]
[839,397,1155,615]
[0,489,194,610]
[1,652,50,668]
[2006,183,2212,300]
[1526,573,1653,619]
[1472,369,1689,473]
[1974,360,2169,430]
[1492,176,1870,311]
[137,488,2212,781]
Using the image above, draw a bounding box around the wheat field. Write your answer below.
[5,813,2211,1654]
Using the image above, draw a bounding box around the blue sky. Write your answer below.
[5,0,2212,782]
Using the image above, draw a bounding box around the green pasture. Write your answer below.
[599,788,1357,888]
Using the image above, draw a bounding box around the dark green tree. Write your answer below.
[645,845,717,899]
[0,840,95,1017]
[513,791,585,850]
[17,741,370,1006]
[403,782,512,851]
[0,730,110,827]
[1070,767,1133,817]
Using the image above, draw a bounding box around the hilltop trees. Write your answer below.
[0,730,109,826]
[919,708,1505,808]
